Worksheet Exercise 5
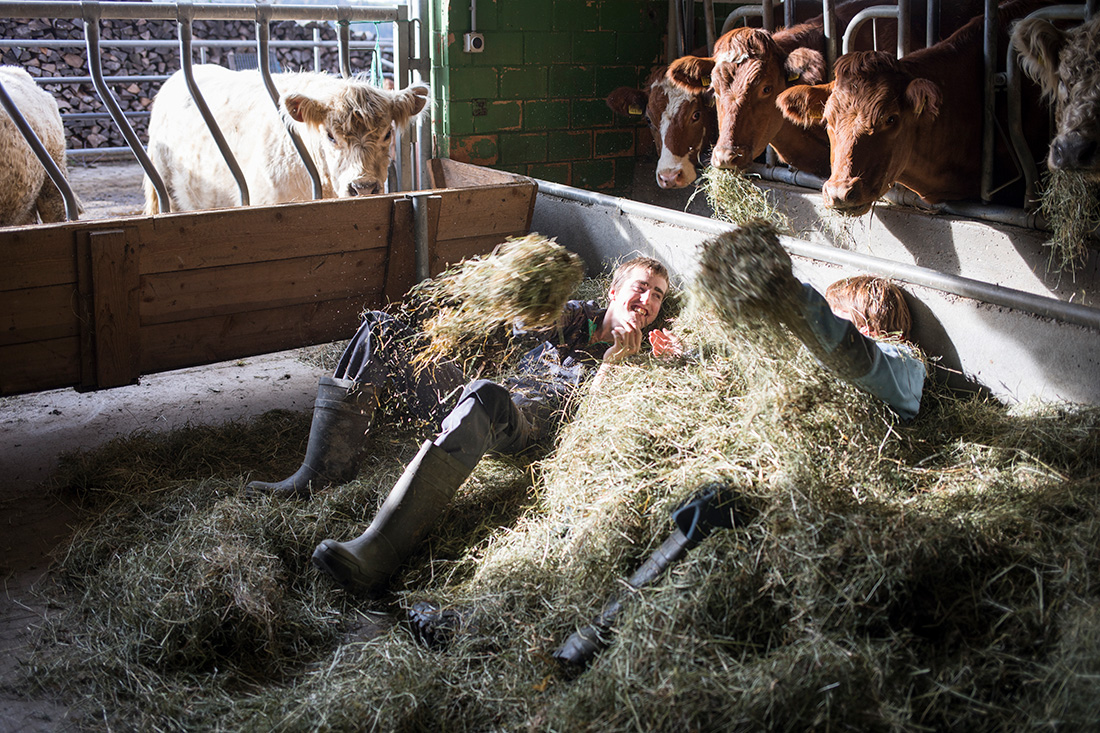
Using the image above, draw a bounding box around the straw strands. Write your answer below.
[1039,170,1100,274]
[22,286,1100,732]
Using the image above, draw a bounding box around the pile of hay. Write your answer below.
[1039,170,1100,273]
[405,233,585,371]
[23,278,1100,732]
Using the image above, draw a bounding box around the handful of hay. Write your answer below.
[691,218,798,329]
[693,165,791,231]
[407,233,584,370]
[1039,170,1100,274]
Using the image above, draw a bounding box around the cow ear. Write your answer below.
[667,56,716,93]
[283,94,326,126]
[392,84,431,126]
[777,82,832,128]
[607,87,649,118]
[905,78,941,118]
[1011,17,1065,97]
[784,48,826,86]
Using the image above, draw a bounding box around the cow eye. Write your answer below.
[691,110,700,122]
[885,115,897,126]
[384,129,393,142]
[762,85,773,95]
[326,131,337,145]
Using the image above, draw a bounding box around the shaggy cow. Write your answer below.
[665,0,988,178]
[778,0,1052,215]
[144,65,429,213]
[0,65,69,226]
[1012,14,1100,178]
[606,65,718,189]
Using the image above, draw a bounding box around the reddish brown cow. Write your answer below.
[778,0,1052,215]
[1013,15,1100,178]
[666,0,988,178]
[607,66,718,189]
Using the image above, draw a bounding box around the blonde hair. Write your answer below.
[825,276,912,340]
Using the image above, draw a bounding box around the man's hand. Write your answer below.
[648,328,683,358]
[602,319,643,364]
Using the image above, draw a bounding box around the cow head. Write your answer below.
[282,79,430,197]
[1013,16,1100,179]
[668,28,826,171]
[779,51,941,216]
[607,67,716,189]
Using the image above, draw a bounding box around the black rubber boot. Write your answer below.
[311,440,473,595]
[554,482,752,668]
[246,376,375,500]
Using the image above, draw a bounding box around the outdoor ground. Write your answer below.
[0,160,323,732]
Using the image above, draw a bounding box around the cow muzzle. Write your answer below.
[656,166,696,189]
[822,177,875,217]
[347,180,383,196]
[1049,132,1100,176]
[710,145,751,170]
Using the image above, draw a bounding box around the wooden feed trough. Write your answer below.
[0,159,537,397]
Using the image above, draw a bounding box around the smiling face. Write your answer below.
[605,265,669,332]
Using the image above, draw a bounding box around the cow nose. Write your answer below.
[657,168,688,189]
[1049,132,1098,171]
[710,145,749,170]
[348,181,381,196]
[823,177,872,215]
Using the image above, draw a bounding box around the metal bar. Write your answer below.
[255,4,323,200]
[897,0,910,56]
[410,192,430,281]
[0,38,394,51]
[842,8,897,54]
[785,0,795,27]
[177,1,249,207]
[980,0,997,202]
[336,4,352,78]
[81,0,170,212]
[0,2,400,23]
[721,6,761,36]
[536,179,1100,332]
[823,0,837,78]
[0,76,80,220]
[667,0,678,63]
[703,0,715,54]
[927,0,938,46]
[762,0,775,32]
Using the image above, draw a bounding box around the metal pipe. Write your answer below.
[0,2,400,23]
[0,77,80,220]
[980,0,998,202]
[897,0,910,57]
[785,0,795,28]
[535,179,1100,332]
[823,0,838,78]
[336,4,352,79]
[721,6,761,36]
[255,4,323,200]
[842,8,898,54]
[667,0,677,63]
[393,5,411,192]
[703,0,715,54]
[410,192,430,281]
[81,0,170,212]
[177,1,249,207]
[762,0,775,32]
[927,0,938,47]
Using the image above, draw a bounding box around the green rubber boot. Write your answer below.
[245,377,375,500]
[311,440,473,594]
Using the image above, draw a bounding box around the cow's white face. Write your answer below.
[283,82,429,197]
[647,77,714,189]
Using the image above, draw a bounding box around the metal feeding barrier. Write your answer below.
[0,0,431,218]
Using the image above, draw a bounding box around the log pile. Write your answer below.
[0,17,382,151]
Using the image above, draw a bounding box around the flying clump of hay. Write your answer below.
[406,233,584,370]
[693,165,791,232]
[692,218,798,330]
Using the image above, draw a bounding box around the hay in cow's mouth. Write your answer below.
[1039,169,1100,274]
[22,278,1100,732]
[693,165,791,232]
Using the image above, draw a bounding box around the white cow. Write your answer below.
[144,65,429,213]
[0,65,70,226]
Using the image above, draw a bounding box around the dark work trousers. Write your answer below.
[434,380,534,470]
[333,311,466,425]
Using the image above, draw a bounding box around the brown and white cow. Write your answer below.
[1012,14,1100,178]
[0,65,70,226]
[144,65,429,213]
[606,65,718,189]
[665,0,988,179]
[778,0,1052,215]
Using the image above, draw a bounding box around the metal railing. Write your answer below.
[0,0,430,218]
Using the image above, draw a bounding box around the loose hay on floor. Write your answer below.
[23,285,1100,732]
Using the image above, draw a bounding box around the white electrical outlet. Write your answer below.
[464,32,485,53]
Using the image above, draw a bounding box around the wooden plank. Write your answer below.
[90,229,140,389]
[434,183,537,241]
[139,297,377,375]
[0,227,78,291]
[0,284,80,347]
[139,196,396,274]
[140,247,390,326]
[384,198,417,302]
[430,157,536,188]
[430,231,531,276]
[0,336,81,396]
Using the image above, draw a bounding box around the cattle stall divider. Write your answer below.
[0,0,432,215]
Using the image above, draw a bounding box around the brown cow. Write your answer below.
[666,0,988,179]
[606,66,718,189]
[1012,14,1100,178]
[778,0,1052,215]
